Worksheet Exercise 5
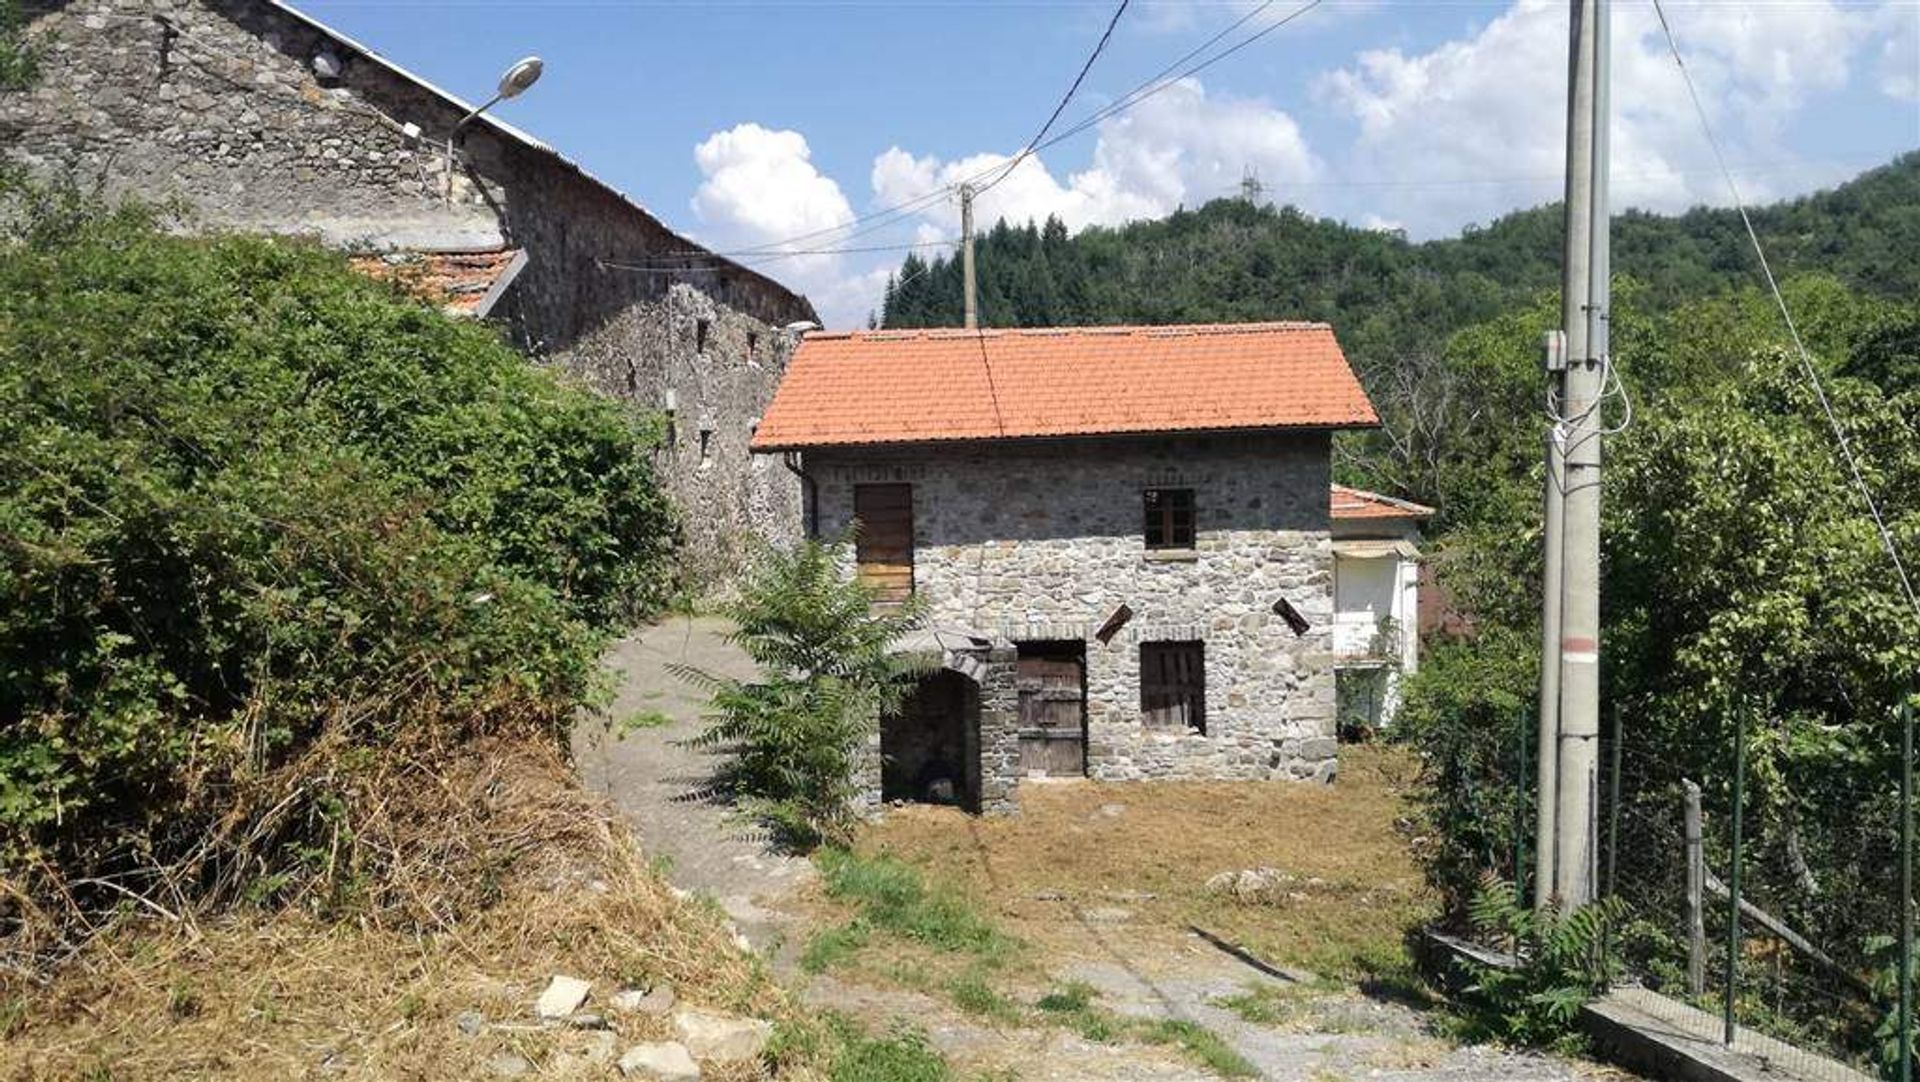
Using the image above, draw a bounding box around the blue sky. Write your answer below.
[303,0,1919,326]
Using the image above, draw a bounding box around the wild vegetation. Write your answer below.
[881,154,1920,1061]
[0,185,682,957]
[682,539,925,848]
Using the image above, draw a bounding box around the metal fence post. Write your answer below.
[1607,705,1622,898]
[1518,704,1531,898]
[1725,710,1746,1046]
[1685,779,1705,997]
[1901,694,1912,1082]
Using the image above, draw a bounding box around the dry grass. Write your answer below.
[0,737,792,1081]
[857,744,1435,981]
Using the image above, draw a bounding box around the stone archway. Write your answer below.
[881,668,982,812]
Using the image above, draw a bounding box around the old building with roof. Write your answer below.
[1329,484,1435,732]
[4,0,816,577]
[751,323,1382,811]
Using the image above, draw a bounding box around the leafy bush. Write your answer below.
[0,187,675,935]
[0,0,40,90]
[1393,627,1539,913]
[1454,874,1623,1051]
[683,539,922,846]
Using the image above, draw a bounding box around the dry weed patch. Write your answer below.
[858,745,1434,980]
[0,737,792,1080]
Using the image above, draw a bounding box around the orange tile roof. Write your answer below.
[1331,483,1435,520]
[349,248,526,317]
[751,323,1378,450]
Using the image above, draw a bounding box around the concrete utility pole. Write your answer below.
[961,182,978,329]
[1535,415,1565,910]
[1552,0,1611,911]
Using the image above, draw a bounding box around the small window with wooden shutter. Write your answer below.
[1143,488,1195,550]
[1140,641,1206,733]
[853,483,913,603]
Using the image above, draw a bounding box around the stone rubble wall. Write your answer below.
[4,0,810,577]
[809,433,1339,802]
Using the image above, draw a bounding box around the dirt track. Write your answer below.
[577,617,1605,1081]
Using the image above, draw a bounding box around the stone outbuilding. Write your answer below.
[750,323,1382,812]
[3,0,817,578]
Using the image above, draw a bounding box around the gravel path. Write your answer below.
[570,614,814,949]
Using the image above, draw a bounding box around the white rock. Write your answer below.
[611,985,676,1015]
[672,1009,773,1062]
[619,1041,701,1080]
[535,974,592,1019]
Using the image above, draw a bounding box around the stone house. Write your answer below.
[1329,484,1434,731]
[749,323,1382,812]
[3,0,816,576]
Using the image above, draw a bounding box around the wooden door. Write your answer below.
[1016,644,1086,777]
[853,483,913,603]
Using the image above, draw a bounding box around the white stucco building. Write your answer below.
[1328,484,1435,731]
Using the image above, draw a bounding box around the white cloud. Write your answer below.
[691,122,880,326]
[1316,0,1898,235]
[691,123,856,274]
[1878,3,1920,101]
[873,77,1321,239]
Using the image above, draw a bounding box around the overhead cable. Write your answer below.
[1651,0,1919,622]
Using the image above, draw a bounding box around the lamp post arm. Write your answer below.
[444,93,504,204]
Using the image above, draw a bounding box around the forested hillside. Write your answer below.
[882,151,1920,383]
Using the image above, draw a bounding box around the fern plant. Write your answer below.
[678,538,925,848]
[1456,873,1624,1051]
[1866,934,1917,1079]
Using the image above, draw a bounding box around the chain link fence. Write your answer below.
[1582,702,1914,1080]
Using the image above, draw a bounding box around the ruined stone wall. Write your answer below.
[810,433,1339,798]
[5,0,809,574]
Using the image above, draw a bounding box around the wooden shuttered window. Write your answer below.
[1143,488,1195,549]
[1140,641,1206,733]
[853,483,914,603]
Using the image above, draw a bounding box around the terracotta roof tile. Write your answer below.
[751,322,1379,450]
[349,248,526,317]
[1331,483,1435,520]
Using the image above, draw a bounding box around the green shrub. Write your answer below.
[682,540,922,847]
[1392,627,1538,914]
[0,187,675,927]
[1452,874,1622,1051]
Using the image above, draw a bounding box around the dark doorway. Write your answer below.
[1015,640,1087,778]
[882,669,979,811]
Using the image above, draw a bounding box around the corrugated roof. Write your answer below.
[1330,483,1436,520]
[751,323,1378,450]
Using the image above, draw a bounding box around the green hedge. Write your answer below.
[0,189,675,900]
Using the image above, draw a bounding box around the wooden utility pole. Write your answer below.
[1552,0,1611,911]
[961,183,978,329]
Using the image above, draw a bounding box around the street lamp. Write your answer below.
[444,56,544,204]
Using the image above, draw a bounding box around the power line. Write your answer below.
[1650,0,1920,624]
[611,0,1323,268]
[1023,0,1325,159]
[976,0,1131,196]
[595,239,957,273]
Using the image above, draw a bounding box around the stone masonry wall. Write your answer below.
[4,0,809,573]
[810,432,1339,800]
